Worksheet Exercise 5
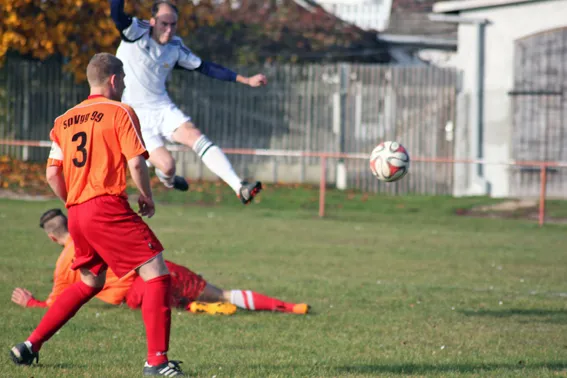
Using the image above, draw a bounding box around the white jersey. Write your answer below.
[116,17,202,108]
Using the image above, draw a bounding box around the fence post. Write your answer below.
[539,164,547,227]
[22,63,30,161]
[319,156,327,218]
[335,64,349,190]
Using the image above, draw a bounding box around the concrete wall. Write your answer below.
[451,0,567,197]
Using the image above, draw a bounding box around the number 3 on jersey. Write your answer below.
[72,131,88,167]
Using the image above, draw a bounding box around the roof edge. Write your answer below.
[433,0,545,13]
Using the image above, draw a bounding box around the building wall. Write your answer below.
[452,0,567,197]
[315,0,393,31]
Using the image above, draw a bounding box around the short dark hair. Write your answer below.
[151,0,178,17]
[39,209,68,237]
[39,208,65,229]
[86,53,124,87]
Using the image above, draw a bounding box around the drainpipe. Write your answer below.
[428,14,491,180]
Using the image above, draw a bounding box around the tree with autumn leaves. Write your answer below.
[2,0,118,81]
[196,0,387,64]
[0,0,385,81]
[0,0,217,81]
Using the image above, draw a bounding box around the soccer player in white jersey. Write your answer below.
[110,0,266,204]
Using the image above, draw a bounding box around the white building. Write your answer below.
[433,0,567,198]
[315,0,393,31]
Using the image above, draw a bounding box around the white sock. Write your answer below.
[155,168,174,188]
[230,290,255,310]
[193,135,242,194]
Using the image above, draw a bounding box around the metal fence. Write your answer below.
[0,56,90,161]
[510,27,567,198]
[0,55,458,194]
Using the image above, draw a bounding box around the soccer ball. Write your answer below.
[369,141,410,182]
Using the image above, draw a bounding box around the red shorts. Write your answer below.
[125,260,207,309]
[68,195,163,278]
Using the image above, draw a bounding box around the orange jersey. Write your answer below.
[47,95,149,207]
[47,238,135,306]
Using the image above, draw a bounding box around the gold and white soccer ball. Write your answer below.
[369,141,410,182]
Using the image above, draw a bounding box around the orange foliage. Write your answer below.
[0,0,215,81]
[0,155,49,193]
[0,154,165,196]
[0,0,381,81]
[0,155,312,199]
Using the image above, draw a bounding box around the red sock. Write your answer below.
[28,281,101,352]
[229,290,295,312]
[142,275,172,366]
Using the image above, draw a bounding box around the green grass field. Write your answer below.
[0,188,566,377]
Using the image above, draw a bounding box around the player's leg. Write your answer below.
[161,261,236,315]
[168,114,262,204]
[136,105,188,192]
[146,145,189,191]
[135,255,184,376]
[124,275,145,309]
[84,196,182,376]
[10,268,106,365]
[135,253,178,374]
[10,204,108,365]
[144,134,189,192]
[198,283,310,315]
[187,282,235,315]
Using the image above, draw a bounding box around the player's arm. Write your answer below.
[127,156,153,201]
[110,0,131,30]
[46,131,67,202]
[194,61,236,82]
[117,107,155,217]
[175,40,267,87]
[117,109,151,200]
[109,0,149,40]
[46,166,67,203]
[196,62,267,87]
[128,156,155,218]
[11,288,47,308]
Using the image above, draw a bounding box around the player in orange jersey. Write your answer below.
[11,208,135,309]
[9,53,184,377]
[12,208,311,317]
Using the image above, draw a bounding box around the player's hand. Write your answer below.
[12,288,33,307]
[138,195,155,218]
[247,74,268,87]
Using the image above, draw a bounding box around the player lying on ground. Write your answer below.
[11,208,310,316]
[110,0,266,204]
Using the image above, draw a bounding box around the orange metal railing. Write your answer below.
[1,139,565,226]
